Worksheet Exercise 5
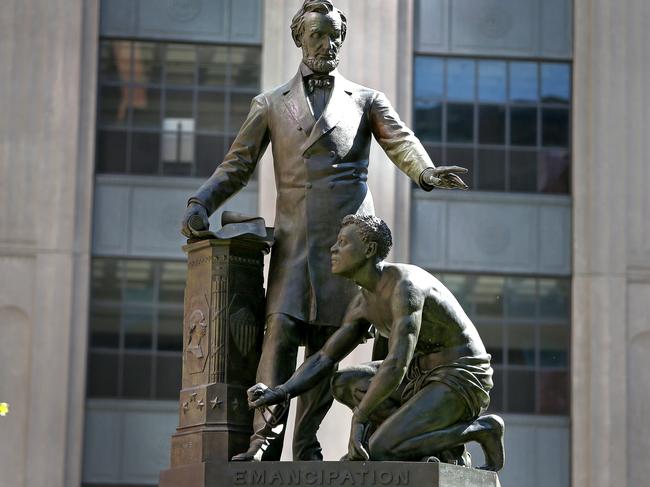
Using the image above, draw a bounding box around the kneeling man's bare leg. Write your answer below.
[368,382,505,471]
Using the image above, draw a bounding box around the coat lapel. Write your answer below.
[301,71,355,154]
[282,71,315,135]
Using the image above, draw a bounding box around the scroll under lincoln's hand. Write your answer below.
[424,165,469,190]
[246,382,288,409]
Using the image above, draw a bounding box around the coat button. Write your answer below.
[329,151,336,158]
[297,126,303,132]
[305,182,313,189]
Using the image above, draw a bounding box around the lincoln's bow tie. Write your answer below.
[306,75,333,93]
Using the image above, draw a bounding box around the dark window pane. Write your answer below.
[542,108,569,147]
[134,42,162,84]
[196,135,225,177]
[510,106,537,146]
[541,63,570,103]
[99,85,129,127]
[155,355,182,399]
[473,276,504,317]
[131,87,161,129]
[230,47,261,89]
[124,260,155,303]
[92,259,123,301]
[540,325,569,367]
[107,40,134,83]
[124,308,153,349]
[90,306,120,349]
[539,150,570,193]
[539,278,570,319]
[446,147,474,188]
[198,92,226,131]
[505,277,537,317]
[159,261,186,303]
[415,56,444,101]
[131,131,160,175]
[423,144,442,166]
[537,370,569,414]
[478,61,506,102]
[478,323,503,365]
[96,130,127,174]
[507,369,535,413]
[508,325,535,366]
[477,149,505,191]
[447,104,474,143]
[198,45,228,86]
[478,105,505,145]
[165,44,196,85]
[447,59,475,101]
[230,93,255,132]
[415,103,442,142]
[510,150,538,192]
[87,352,119,398]
[158,309,183,352]
[122,353,152,398]
[99,40,122,82]
[165,89,194,119]
[509,62,538,102]
[488,368,504,412]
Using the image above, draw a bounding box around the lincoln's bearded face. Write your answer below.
[297,11,344,74]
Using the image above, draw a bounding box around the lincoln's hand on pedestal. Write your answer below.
[181,201,210,238]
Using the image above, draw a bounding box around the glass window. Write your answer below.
[447,59,475,101]
[478,61,506,103]
[436,273,571,416]
[413,56,571,193]
[509,62,538,102]
[95,40,261,177]
[87,258,186,400]
[541,63,570,104]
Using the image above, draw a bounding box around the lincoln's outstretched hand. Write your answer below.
[423,166,469,190]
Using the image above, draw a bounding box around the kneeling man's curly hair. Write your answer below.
[341,215,392,261]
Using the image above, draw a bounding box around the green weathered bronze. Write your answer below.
[180,0,468,461]
[248,216,505,470]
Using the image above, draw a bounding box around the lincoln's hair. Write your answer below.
[341,215,392,261]
[290,0,347,45]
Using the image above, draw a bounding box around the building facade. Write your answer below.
[0,1,649,487]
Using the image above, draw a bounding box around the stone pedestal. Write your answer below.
[160,461,500,487]
[160,237,268,486]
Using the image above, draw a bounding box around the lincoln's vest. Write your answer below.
[193,67,434,327]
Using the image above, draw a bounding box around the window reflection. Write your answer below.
[95,40,261,177]
[447,59,475,101]
[541,63,570,103]
[478,61,506,102]
[509,62,538,102]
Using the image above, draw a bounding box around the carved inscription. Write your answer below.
[232,468,410,486]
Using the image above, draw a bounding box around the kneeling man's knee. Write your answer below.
[368,436,393,461]
[330,370,351,402]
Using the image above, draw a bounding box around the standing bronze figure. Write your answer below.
[248,216,505,470]
[181,0,468,462]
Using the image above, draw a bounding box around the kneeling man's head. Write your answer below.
[330,215,392,276]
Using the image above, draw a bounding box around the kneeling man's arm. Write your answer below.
[354,283,423,423]
[248,296,370,408]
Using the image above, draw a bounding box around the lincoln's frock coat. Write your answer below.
[193,68,434,328]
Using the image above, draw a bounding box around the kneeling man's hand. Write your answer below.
[246,383,288,409]
[347,413,371,461]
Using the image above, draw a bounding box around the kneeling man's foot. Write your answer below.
[474,414,505,471]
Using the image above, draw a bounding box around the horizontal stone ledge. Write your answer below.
[160,461,500,487]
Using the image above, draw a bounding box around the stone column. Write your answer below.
[0,1,98,486]
[573,0,650,486]
[160,237,267,486]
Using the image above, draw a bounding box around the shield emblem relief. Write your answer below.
[185,298,210,375]
[229,307,258,358]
